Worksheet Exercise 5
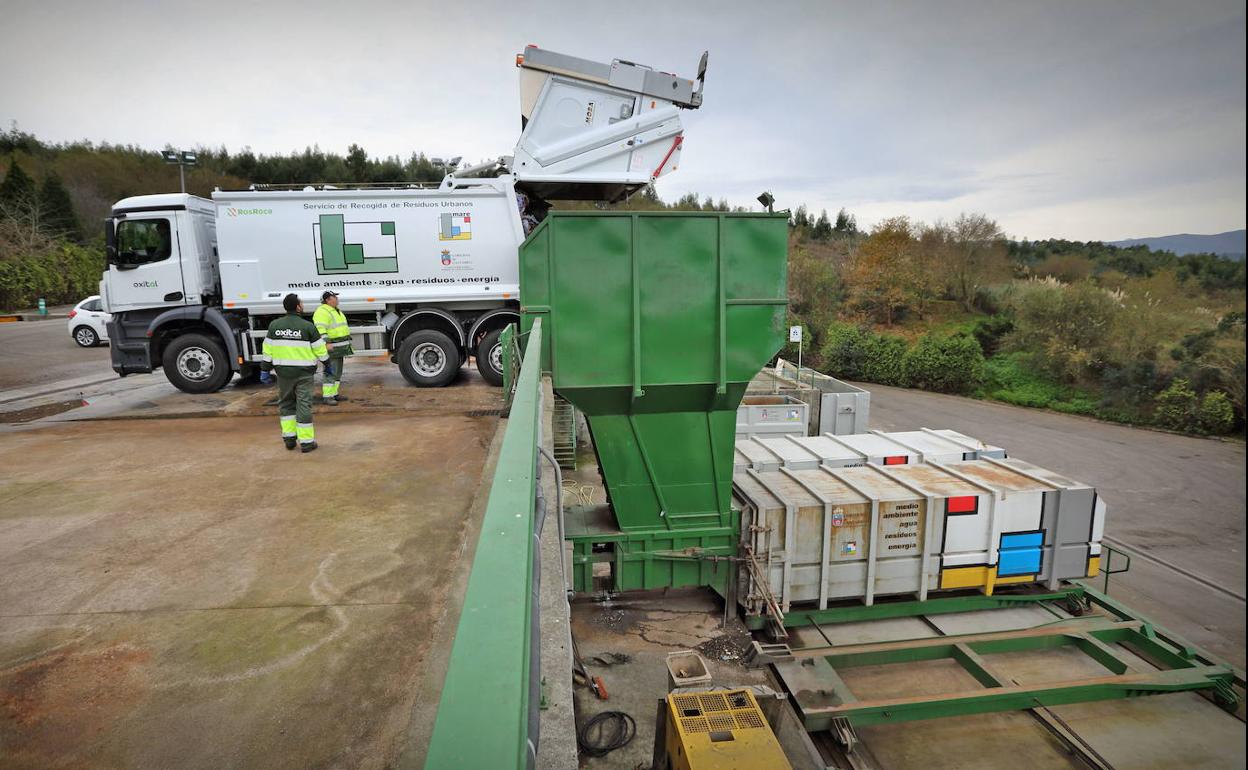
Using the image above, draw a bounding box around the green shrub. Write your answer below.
[860,332,909,386]
[1004,280,1121,382]
[1153,378,1199,431]
[1197,391,1235,435]
[819,322,869,379]
[971,314,1014,357]
[902,332,985,394]
[0,240,103,310]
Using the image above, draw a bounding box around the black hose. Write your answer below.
[577,710,636,758]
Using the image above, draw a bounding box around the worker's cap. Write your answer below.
[321,290,339,301]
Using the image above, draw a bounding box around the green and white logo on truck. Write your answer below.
[313,214,399,275]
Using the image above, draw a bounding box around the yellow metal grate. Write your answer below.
[666,688,793,768]
[680,717,708,734]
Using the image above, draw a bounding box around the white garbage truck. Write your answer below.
[101,45,707,392]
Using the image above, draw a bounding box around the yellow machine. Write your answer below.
[660,689,792,770]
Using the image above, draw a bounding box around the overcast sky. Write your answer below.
[2,0,1243,241]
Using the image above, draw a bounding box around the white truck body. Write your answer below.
[99,45,707,393]
[212,180,523,314]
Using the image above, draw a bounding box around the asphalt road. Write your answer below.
[0,317,114,390]
[861,381,1247,666]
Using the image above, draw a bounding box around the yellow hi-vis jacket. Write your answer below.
[313,304,353,357]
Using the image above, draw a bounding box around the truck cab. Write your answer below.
[102,193,238,388]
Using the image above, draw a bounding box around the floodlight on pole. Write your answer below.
[163,148,198,193]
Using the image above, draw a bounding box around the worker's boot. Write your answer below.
[301,441,319,454]
[335,394,349,402]
[284,437,297,451]
[322,397,338,406]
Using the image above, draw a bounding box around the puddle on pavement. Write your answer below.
[0,399,83,423]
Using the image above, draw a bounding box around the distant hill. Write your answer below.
[1109,230,1245,261]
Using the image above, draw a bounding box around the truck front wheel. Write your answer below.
[475,328,505,386]
[162,333,232,393]
[398,330,461,387]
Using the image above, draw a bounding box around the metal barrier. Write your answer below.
[1098,544,1132,594]
[425,318,544,770]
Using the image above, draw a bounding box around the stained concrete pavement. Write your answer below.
[0,366,504,769]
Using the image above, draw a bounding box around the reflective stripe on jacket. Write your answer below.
[262,313,329,373]
[313,304,353,356]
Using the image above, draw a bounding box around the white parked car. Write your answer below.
[68,295,111,347]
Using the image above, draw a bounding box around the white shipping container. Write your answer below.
[732,429,1006,472]
[734,458,1104,621]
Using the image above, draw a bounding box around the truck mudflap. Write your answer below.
[107,317,150,376]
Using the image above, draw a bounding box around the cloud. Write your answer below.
[1,0,1243,241]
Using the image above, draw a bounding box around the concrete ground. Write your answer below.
[0,352,504,769]
[0,315,111,389]
[860,381,1246,668]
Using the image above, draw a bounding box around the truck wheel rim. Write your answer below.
[76,328,95,345]
[412,342,446,377]
[489,342,503,373]
[177,347,214,380]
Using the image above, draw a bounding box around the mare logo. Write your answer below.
[438,212,471,241]
[133,280,159,288]
[227,207,273,217]
[313,214,399,275]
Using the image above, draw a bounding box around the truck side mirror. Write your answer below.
[104,218,117,264]
[691,51,709,108]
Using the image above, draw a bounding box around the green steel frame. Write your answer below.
[564,507,738,593]
[776,613,1239,730]
[743,586,1088,631]
[424,318,543,770]
[764,577,1243,733]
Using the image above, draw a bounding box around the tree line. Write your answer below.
[782,209,1245,435]
[1,126,1243,434]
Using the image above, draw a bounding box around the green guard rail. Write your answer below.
[425,317,543,770]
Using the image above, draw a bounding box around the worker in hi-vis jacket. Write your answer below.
[262,293,329,453]
[313,290,354,406]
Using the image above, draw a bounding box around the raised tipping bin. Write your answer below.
[520,210,788,593]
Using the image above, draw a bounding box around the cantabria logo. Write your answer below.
[226,207,273,217]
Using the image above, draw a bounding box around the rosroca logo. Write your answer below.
[227,207,273,217]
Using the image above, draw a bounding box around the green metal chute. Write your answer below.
[520,211,788,585]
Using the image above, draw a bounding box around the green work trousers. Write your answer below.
[322,355,346,399]
[277,369,316,444]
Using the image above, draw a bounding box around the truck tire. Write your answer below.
[475,328,506,386]
[398,330,461,387]
[162,332,232,393]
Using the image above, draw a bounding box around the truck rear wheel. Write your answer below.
[475,328,506,386]
[162,333,232,393]
[398,330,460,387]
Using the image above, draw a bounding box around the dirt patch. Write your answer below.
[1,642,151,766]
[0,399,83,423]
[695,619,753,664]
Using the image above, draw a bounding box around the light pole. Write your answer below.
[430,156,463,176]
[162,149,198,193]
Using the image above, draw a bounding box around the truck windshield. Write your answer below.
[115,218,172,266]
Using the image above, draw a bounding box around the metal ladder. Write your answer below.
[552,394,577,470]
